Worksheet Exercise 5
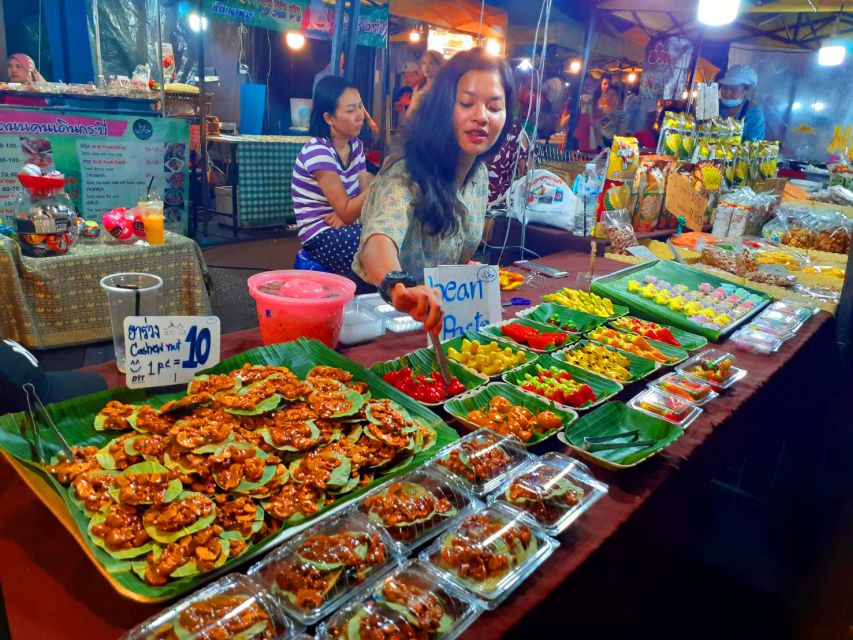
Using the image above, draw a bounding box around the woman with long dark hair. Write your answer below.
[406,49,444,121]
[353,48,514,333]
[291,75,372,275]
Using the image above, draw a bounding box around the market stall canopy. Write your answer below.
[598,0,852,50]
[389,0,508,38]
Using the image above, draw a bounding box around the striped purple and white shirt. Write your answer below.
[291,136,366,243]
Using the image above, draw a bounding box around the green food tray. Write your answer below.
[540,290,630,321]
[555,339,660,383]
[501,354,623,412]
[517,303,608,334]
[560,401,684,470]
[586,328,690,367]
[444,382,577,447]
[589,260,771,341]
[478,317,582,354]
[436,331,536,379]
[0,338,459,603]
[370,347,488,407]
[608,316,708,351]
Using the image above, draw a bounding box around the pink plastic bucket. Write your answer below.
[247,270,356,348]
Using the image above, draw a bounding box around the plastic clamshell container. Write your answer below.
[355,466,481,555]
[247,270,356,348]
[648,371,718,406]
[317,560,483,640]
[338,303,385,346]
[747,319,797,341]
[769,298,818,322]
[730,326,784,355]
[420,502,559,608]
[756,308,804,334]
[491,452,608,536]
[429,429,532,497]
[351,293,424,333]
[676,349,746,391]
[122,574,299,640]
[247,511,402,626]
[627,387,702,428]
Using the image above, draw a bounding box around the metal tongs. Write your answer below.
[582,430,655,453]
[429,331,453,386]
[22,383,76,464]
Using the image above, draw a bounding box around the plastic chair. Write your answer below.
[294,248,332,272]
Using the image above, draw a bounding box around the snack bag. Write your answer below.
[603,208,638,255]
[594,137,639,236]
[632,159,668,232]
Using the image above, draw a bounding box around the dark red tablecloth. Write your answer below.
[0,251,833,639]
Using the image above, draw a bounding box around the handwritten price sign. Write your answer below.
[123,316,221,389]
[423,264,502,342]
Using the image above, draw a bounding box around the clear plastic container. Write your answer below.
[430,429,531,497]
[355,466,481,554]
[420,502,559,608]
[731,325,784,354]
[338,301,385,346]
[122,574,298,640]
[247,511,401,625]
[649,371,718,406]
[357,292,424,333]
[768,298,817,323]
[317,560,483,640]
[677,349,746,391]
[753,308,804,338]
[492,452,608,536]
[628,388,702,428]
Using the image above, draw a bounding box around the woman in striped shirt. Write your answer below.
[291,75,372,275]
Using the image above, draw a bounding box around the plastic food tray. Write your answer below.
[247,511,401,625]
[420,502,559,608]
[478,317,581,354]
[767,299,818,323]
[516,302,608,334]
[434,331,535,380]
[607,315,708,351]
[339,301,385,346]
[491,452,608,536]
[554,339,661,383]
[355,466,481,555]
[122,574,299,640]
[648,371,718,407]
[627,387,702,429]
[316,560,483,640]
[586,326,690,367]
[730,326,784,354]
[356,293,424,333]
[429,429,532,497]
[676,349,746,391]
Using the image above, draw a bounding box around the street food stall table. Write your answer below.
[0,250,834,638]
[0,232,211,349]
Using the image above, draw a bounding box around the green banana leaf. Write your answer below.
[0,338,457,602]
[444,382,576,446]
[502,354,623,411]
[563,401,684,469]
[369,348,487,407]
[608,316,708,351]
[589,260,771,341]
[478,318,582,354]
[585,328,689,367]
[518,303,608,334]
[437,330,535,379]
[557,339,659,382]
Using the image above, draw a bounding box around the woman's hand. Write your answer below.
[324,213,346,229]
[389,283,443,335]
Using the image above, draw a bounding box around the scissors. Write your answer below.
[502,297,531,307]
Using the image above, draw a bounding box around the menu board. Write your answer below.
[0,109,189,234]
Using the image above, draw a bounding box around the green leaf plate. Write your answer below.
[435,330,535,379]
[477,318,582,354]
[559,401,684,470]
[586,328,689,367]
[518,302,608,334]
[608,316,708,351]
[555,339,660,382]
[444,382,577,447]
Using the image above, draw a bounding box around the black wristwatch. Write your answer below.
[379,271,416,303]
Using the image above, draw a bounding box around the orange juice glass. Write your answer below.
[142,201,165,246]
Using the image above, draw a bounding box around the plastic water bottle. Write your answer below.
[572,163,601,236]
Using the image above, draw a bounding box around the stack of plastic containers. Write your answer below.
[729,298,818,355]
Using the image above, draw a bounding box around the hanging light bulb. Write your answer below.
[517,58,532,71]
[697,0,740,26]
[286,32,306,50]
[627,72,637,83]
[187,12,208,32]
[569,60,581,74]
[409,30,421,43]
[485,39,502,56]
[818,42,846,66]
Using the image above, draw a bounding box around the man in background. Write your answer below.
[393,61,421,122]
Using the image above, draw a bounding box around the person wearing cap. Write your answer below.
[393,61,422,117]
[718,64,766,142]
[0,339,106,415]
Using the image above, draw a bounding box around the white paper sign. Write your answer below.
[423,264,502,342]
[123,316,221,389]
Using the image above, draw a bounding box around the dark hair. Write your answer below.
[309,75,357,139]
[404,48,514,238]
[417,50,445,89]
[600,73,612,82]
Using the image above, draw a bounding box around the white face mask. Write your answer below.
[720,97,743,108]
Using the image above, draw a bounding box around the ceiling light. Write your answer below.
[818,43,846,66]
[697,0,740,26]
[187,12,208,32]
[517,58,532,71]
[792,101,801,111]
[485,39,501,56]
[286,32,306,50]
[813,101,826,112]
[409,30,421,43]
[682,90,689,99]
[627,72,637,83]
[569,60,581,74]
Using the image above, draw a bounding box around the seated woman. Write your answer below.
[291,75,372,275]
[353,48,514,333]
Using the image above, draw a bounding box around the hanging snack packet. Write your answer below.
[594,136,640,236]
[632,158,668,232]
[604,208,639,255]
